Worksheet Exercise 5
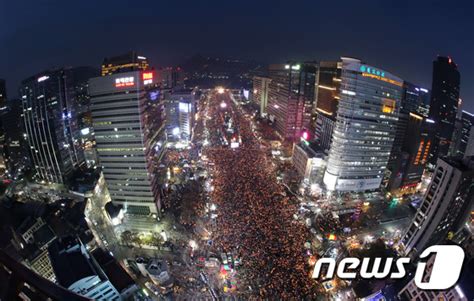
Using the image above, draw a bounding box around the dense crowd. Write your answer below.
[204,93,317,299]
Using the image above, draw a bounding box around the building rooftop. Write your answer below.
[48,238,97,289]
[32,224,56,248]
[92,248,134,292]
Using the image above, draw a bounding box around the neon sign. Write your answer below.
[360,65,385,77]
[115,76,134,88]
[361,73,403,87]
[142,72,153,85]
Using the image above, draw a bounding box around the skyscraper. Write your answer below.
[313,61,341,151]
[20,68,89,184]
[252,76,271,117]
[449,111,474,159]
[101,51,149,76]
[428,56,460,163]
[387,112,434,192]
[386,82,433,191]
[400,157,474,256]
[2,99,28,178]
[165,89,197,142]
[266,63,317,140]
[323,57,402,192]
[156,67,185,89]
[89,70,166,230]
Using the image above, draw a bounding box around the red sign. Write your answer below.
[115,76,135,88]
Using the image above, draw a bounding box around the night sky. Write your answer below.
[1,0,473,111]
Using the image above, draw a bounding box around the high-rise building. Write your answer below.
[20,68,89,184]
[267,63,317,140]
[313,61,341,151]
[90,70,166,229]
[400,157,474,256]
[323,57,402,192]
[71,67,100,167]
[101,51,149,76]
[428,56,460,163]
[387,82,430,172]
[449,111,474,159]
[252,76,271,117]
[156,67,185,89]
[48,237,121,300]
[2,99,28,177]
[165,89,197,142]
[387,112,434,192]
[386,82,433,191]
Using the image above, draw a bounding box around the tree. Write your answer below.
[120,230,133,247]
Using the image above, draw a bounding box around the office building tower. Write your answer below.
[387,83,430,171]
[386,82,433,190]
[388,113,434,192]
[252,76,271,117]
[165,89,197,142]
[90,70,166,229]
[323,57,402,192]
[20,68,89,184]
[267,63,317,140]
[450,111,474,159]
[101,51,149,76]
[400,82,430,116]
[428,56,460,163]
[400,157,474,256]
[313,61,342,151]
[48,237,121,300]
[2,99,28,177]
[156,67,185,89]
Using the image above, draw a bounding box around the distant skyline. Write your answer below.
[1,0,473,111]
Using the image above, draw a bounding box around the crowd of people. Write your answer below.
[203,93,318,299]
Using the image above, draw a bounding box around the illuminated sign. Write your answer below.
[115,76,134,88]
[312,245,465,290]
[409,112,423,120]
[142,72,153,85]
[361,73,403,87]
[360,65,385,77]
[179,102,190,113]
[37,76,49,82]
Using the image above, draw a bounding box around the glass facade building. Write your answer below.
[267,63,317,140]
[20,69,87,184]
[89,71,166,223]
[428,56,460,163]
[323,58,402,191]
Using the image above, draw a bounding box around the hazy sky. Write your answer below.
[1,0,473,111]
